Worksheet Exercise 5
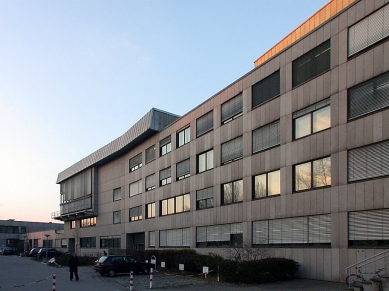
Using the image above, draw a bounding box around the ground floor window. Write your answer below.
[196,223,243,247]
[100,236,121,248]
[160,228,190,247]
[80,237,96,248]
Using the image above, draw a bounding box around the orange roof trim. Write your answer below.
[254,0,356,67]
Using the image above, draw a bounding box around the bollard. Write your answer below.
[150,268,153,289]
[52,274,56,291]
[130,271,134,291]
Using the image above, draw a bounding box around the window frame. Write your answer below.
[145,145,156,164]
[293,157,332,192]
[129,206,142,222]
[129,180,143,197]
[252,120,280,153]
[252,70,280,109]
[159,167,171,186]
[146,202,156,219]
[145,174,156,191]
[221,93,243,125]
[113,211,121,224]
[253,169,281,199]
[221,179,243,205]
[221,136,243,165]
[160,136,172,156]
[129,153,142,172]
[196,110,214,137]
[113,187,121,201]
[197,149,214,173]
[176,158,190,180]
[160,194,190,216]
[177,127,191,147]
[196,187,214,210]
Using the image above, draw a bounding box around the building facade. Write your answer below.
[54,0,389,281]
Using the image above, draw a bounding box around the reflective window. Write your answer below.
[198,149,213,173]
[222,180,243,205]
[294,157,331,191]
[253,170,280,199]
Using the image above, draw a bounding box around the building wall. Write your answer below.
[60,0,389,282]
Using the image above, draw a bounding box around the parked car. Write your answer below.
[0,246,7,254]
[93,255,154,277]
[28,248,41,257]
[1,247,15,255]
[37,248,62,258]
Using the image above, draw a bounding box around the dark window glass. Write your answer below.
[145,145,156,164]
[222,180,243,205]
[129,153,142,172]
[252,70,280,108]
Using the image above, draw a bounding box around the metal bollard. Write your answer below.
[130,271,134,291]
[52,274,56,291]
[150,268,153,289]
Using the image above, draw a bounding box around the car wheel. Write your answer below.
[108,269,116,277]
[142,267,150,275]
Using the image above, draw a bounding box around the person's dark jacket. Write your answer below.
[68,255,79,272]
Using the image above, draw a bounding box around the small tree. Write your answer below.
[227,241,270,262]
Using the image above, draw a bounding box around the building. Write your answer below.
[54,0,389,281]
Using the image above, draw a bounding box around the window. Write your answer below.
[196,110,213,137]
[146,203,156,218]
[253,170,281,199]
[130,180,142,197]
[177,127,191,147]
[145,174,156,191]
[196,223,242,247]
[145,145,156,164]
[160,136,171,156]
[0,226,19,233]
[159,167,171,186]
[348,4,389,57]
[129,206,142,222]
[294,157,331,191]
[80,237,96,248]
[253,214,331,246]
[149,231,155,247]
[20,226,26,234]
[113,188,121,201]
[113,211,121,224]
[129,153,142,172]
[292,40,331,87]
[348,72,389,120]
[161,194,190,216]
[349,209,389,247]
[348,140,389,182]
[80,217,96,228]
[293,99,331,139]
[100,236,121,248]
[196,187,213,210]
[252,120,280,153]
[252,70,280,108]
[221,93,243,124]
[222,180,243,205]
[176,159,190,180]
[70,221,76,229]
[160,228,190,247]
[221,136,243,164]
[197,149,213,173]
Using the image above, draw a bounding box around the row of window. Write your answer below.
[0,226,24,234]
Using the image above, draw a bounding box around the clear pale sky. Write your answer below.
[0,0,329,223]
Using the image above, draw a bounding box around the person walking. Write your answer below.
[68,253,79,281]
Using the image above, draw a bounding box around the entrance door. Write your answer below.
[126,233,145,250]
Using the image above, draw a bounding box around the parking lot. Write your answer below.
[0,255,346,290]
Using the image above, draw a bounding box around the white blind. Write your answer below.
[130,180,142,197]
[349,209,389,240]
[221,93,243,123]
[221,136,243,164]
[149,231,155,247]
[252,120,280,153]
[177,159,190,178]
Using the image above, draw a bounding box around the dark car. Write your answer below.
[28,248,41,257]
[93,255,154,277]
[1,247,15,255]
[37,248,62,258]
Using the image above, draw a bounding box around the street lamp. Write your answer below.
[43,234,50,264]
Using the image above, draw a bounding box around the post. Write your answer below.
[150,268,153,289]
[130,271,134,291]
[52,274,56,291]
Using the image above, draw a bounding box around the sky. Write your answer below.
[0,0,329,223]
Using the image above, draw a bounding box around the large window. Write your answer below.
[177,127,191,147]
[113,188,121,201]
[145,174,156,191]
[252,70,280,108]
[294,99,331,139]
[129,206,142,222]
[348,72,389,120]
[129,180,142,197]
[196,110,213,137]
[113,211,121,224]
[80,217,96,228]
[160,136,172,156]
[145,145,156,164]
[146,203,156,219]
[160,228,190,247]
[197,223,243,247]
[196,187,213,210]
[129,153,142,172]
[100,236,121,248]
[348,4,389,57]
[198,149,213,173]
[159,167,171,186]
[222,180,243,205]
[221,93,243,124]
[80,237,96,248]
[348,140,389,182]
[176,159,190,180]
[253,170,280,199]
[294,157,331,191]
[70,221,76,229]
[253,214,331,246]
[292,40,331,87]
[161,194,190,216]
[221,136,243,164]
[0,226,18,233]
[252,120,280,153]
[349,209,389,247]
